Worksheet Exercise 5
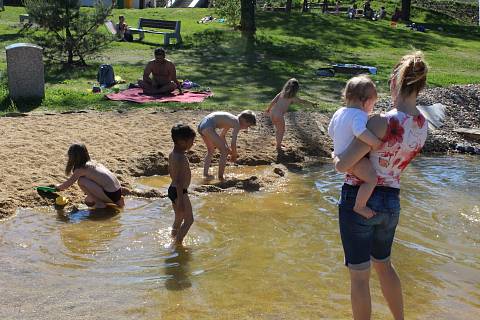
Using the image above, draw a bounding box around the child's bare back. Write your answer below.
[168,152,191,190]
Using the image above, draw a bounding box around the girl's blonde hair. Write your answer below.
[390,51,428,97]
[66,143,91,175]
[342,75,377,103]
[280,78,300,99]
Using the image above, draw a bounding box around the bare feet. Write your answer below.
[354,206,376,219]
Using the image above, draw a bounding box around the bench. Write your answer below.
[262,5,287,12]
[129,18,182,46]
[19,14,30,23]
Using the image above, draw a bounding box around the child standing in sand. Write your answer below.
[198,111,256,180]
[266,78,316,151]
[168,124,196,244]
[56,143,125,209]
[328,75,383,218]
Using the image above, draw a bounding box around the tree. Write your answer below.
[214,0,241,27]
[401,0,411,21]
[286,0,292,13]
[302,0,308,12]
[240,0,256,34]
[22,0,114,66]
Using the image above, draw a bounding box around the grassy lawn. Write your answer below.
[0,4,479,114]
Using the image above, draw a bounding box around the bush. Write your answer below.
[213,0,241,27]
[22,0,114,65]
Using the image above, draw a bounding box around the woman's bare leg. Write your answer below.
[350,268,372,320]
[373,261,404,320]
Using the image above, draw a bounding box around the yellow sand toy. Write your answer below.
[55,196,69,206]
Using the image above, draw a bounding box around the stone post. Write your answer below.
[6,43,45,101]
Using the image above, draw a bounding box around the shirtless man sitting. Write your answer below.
[138,47,183,95]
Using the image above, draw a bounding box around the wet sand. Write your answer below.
[0,109,332,218]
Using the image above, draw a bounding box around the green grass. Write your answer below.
[0,4,479,114]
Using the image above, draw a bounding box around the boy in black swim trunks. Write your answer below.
[168,124,196,244]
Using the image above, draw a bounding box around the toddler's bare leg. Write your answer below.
[207,130,229,180]
[171,202,183,238]
[201,132,215,177]
[272,115,285,150]
[351,158,377,219]
[77,177,112,209]
[175,195,194,244]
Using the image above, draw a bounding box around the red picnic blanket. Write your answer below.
[105,88,212,104]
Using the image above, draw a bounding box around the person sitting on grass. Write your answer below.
[168,124,196,245]
[375,6,386,20]
[266,78,316,152]
[347,3,358,19]
[197,111,256,180]
[391,7,402,27]
[138,48,183,95]
[56,143,125,209]
[116,15,133,42]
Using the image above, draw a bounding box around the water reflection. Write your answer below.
[57,207,122,258]
[165,245,192,291]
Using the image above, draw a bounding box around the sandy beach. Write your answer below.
[0,109,332,218]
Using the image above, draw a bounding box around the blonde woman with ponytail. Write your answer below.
[333,51,429,320]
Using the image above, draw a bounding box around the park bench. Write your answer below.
[19,13,30,23]
[129,18,182,46]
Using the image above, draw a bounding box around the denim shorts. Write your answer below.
[339,183,401,270]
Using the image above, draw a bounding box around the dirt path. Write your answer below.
[0,109,332,218]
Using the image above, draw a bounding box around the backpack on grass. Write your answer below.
[97,64,115,87]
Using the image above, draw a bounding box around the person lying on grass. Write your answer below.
[266,78,316,152]
[56,143,125,209]
[138,47,183,95]
[168,124,196,245]
[197,111,256,180]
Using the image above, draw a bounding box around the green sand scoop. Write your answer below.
[35,186,57,193]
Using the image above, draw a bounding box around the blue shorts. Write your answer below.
[339,183,401,270]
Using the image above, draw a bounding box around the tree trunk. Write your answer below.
[240,0,256,34]
[401,0,411,21]
[302,0,309,13]
[286,0,292,13]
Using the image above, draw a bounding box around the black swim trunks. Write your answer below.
[104,188,122,203]
[168,185,188,204]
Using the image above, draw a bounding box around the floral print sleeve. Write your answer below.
[345,110,428,189]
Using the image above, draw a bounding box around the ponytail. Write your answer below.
[391,51,428,98]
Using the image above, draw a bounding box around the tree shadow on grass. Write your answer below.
[0,95,43,113]
[0,32,27,43]
[255,11,454,51]
[179,28,374,107]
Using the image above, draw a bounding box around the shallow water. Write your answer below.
[1,156,479,319]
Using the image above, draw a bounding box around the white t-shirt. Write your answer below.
[328,107,368,155]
